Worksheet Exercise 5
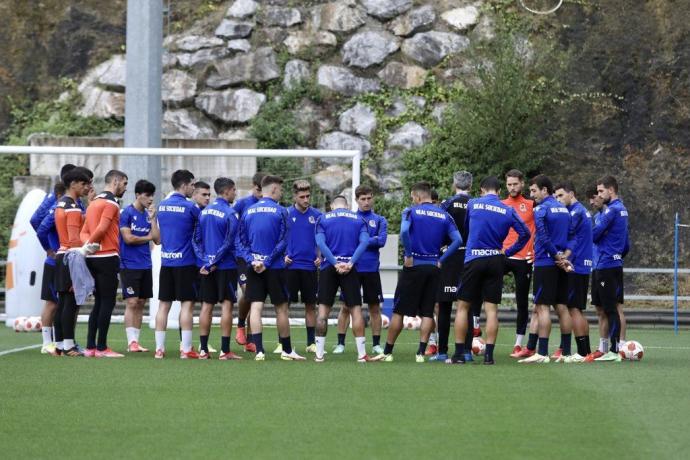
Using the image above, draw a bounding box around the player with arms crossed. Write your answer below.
[448,176,530,365]
[374,181,462,363]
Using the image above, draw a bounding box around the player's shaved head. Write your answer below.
[331,195,348,209]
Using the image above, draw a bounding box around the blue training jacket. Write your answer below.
[401,203,462,266]
[157,192,202,267]
[119,204,152,270]
[566,201,593,275]
[199,197,238,271]
[315,209,369,270]
[30,193,56,232]
[355,209,387,273]
[592,198,629,269]
[286,205,321,271]
[533,195,571,267]
[464,194,530,264]
[591,211,601,267]
[233,194,259,218]
[238,197,289,269]
[36,204,60,266]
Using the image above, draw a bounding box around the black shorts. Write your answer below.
[317,266,362,308]
[591,271,601,307]
[41,262,58,302]
[237,258,248,286]
[287,269,318,304]
[200,268,238,304]
[158,265,199,302]
[245,268,289,305]
[594,267,624,313]
[54,253,73,293]
[532,265,568,306]
[359,271,383,305]
[458,255,504,305]
[567,273,589,310]
[437,250,464,302]
[120,268,153,299]
[393,264,439,318]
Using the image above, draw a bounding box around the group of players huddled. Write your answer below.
[31,164,629,364]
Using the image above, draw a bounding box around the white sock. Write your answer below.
[315,336,326,359]
[181,330,193,353]
[52,327,56,341]
[63,339,75,350]
[515,334,525,347]
[618,340,626,349]
[429,332,438,345]
[134,328,141,342]
[599,338,608,353]
[126,327,137,344]
[42,327,53,345]
[56,341,64,351]
[473,316,480,329]
[355,336,366,358]
[155,331,166,351]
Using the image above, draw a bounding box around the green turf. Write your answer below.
[1,325,690,459]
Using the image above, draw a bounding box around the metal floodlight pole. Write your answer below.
[674,212,679,335]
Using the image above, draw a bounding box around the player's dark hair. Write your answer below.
[292,180,311,194]
[355,184,373,198]
[261,175,283,189]
[53,182,66,198]
[60,164,76,180]
[134,179,156,195]
[597,175,618,193]
[411,181,432,196]
[73,166,94,180]
[505,169,524,181]
[214,177,235,195]
[431,189,439,202]
[252,172,267,190]
[194,180,211,190]
[480,176,501,192]
[530,174,554,194]
[555,181,576,195]
[62,167,92,188]
[104,169,128,184]
[171,169,195,190]
[586,186,598,199]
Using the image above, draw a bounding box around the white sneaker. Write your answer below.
[519,353,550,364]
[207,344,218,353]
[281,350,306,361]
[315,354,325,363]
[569,353,586,363]
[332,344,345,354]
[415,354,425,363]
[272,343,283,354]
[594,351,622,362]
[255,351,266,361]
[41,343,56,354]
[372,345,384,355]
[555,354,572,363]
[305,343,317,353]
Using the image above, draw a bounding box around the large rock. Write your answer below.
[441,6,480,31]
[176,47,230,68]
[227,39,251,53]
[314,2,367,32]
[283,59,310,89]
[284,30,337,55]
[96,55,126,91]
[401,31,470,67]
[377,61,427,88]
[360,0,413,19]
[341,31,400,68]
[389,5,436,37]
[387,122,429,150]
[215,19,254,39]
[162,109,217,139]
[313,165,352,193]
[317,65,380,96]
[318,131,371,156]
[79,87,125,118]
[174,35,224,52]
[162,70,197,106]
[258,6,301,27]
[294,100,334,142]
[195,89,266,123]
[339,103,377,137]
[226,0,257,19]
[206,47,280,88]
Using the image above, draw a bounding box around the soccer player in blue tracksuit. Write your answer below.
[333,185,388,355]
[198,177,242,360]
[238,175,303,361]
[591,175,629,362]
[119,180,159,353]
[587,186,610,357]
[555,182,594,361]
[285,180,322,354]
[519,174,573,364]
[233,172,265,352]
[154,169,203,359]
[313,195,370,362]
[30,164,76,232]
[450,176,530,365]
[373,181,463,363]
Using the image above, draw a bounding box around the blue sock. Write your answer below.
[280,336,293,354]
[337,333,346,346]
[561,333,572,355]
[221,336,230,353]
[485,343,495,362]
[238,318,246,328]
[200,335,209,352]
[538,337,549,356]
[252,333,264,353]
[306,327,315,346]
[527,333,538,351]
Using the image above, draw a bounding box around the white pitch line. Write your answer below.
[0,344,41,356]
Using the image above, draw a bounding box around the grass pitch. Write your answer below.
[1,325,690,459]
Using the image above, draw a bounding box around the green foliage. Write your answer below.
[0,155,27,262]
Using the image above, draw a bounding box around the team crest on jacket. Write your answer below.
[309,216,316,224]
[520,203,527,212]
[292,217,297,222]
[369,220,376,227]
[126,287,134,295]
